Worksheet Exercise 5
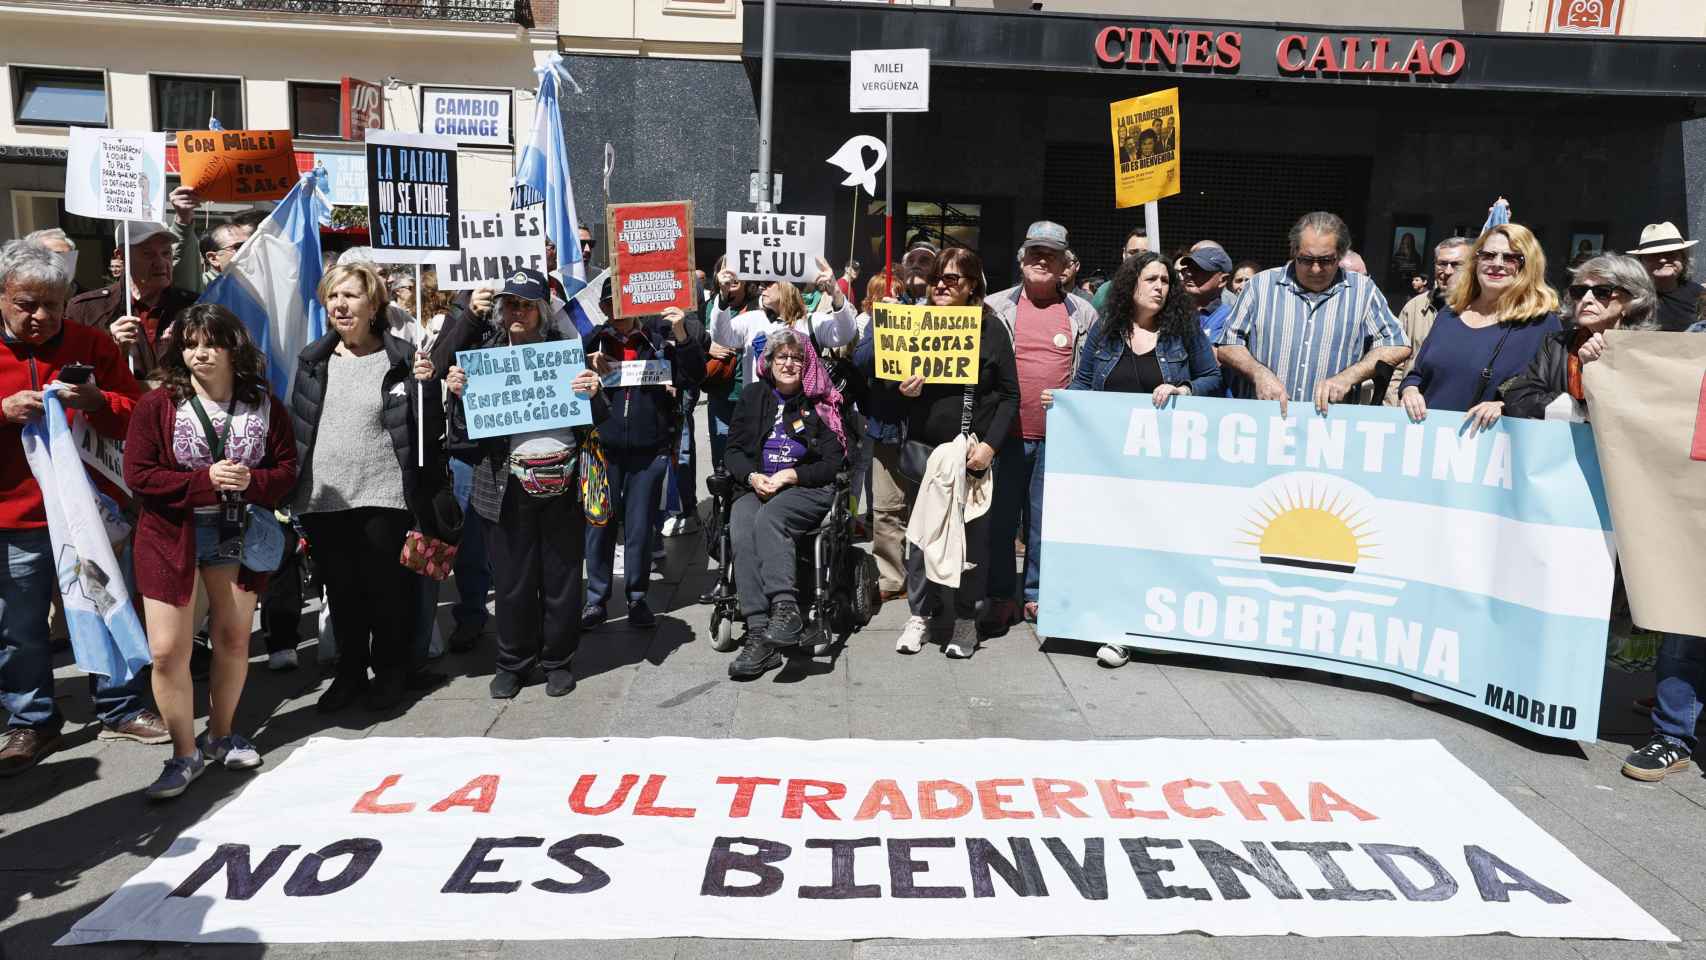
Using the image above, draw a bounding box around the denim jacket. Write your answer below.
[1068,320,1223,396]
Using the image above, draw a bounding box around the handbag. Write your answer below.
[398,461,463,580]
[897,386,974,486]
[399,529,457,581]
[580,433,613,526]
[702,352,738,388]
[188,396,283,574]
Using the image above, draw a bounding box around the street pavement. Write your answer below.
[4,415,1706,959]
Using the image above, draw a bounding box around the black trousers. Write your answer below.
[259,546,303,654]
[484,477,587,678]
[302,507,416,681]
[905,511,991,639]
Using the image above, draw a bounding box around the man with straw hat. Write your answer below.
[1630,221,1704,332]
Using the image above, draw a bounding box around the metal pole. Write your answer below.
[883,111,893,296]
[1144,200,1160,257]
[415,261,425,469]
[756,0,776,212]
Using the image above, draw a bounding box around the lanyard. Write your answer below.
[189,395,234,462]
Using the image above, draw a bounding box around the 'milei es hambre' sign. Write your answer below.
[59,737,1674,944]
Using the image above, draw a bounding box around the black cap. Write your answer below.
[497,268,548,302]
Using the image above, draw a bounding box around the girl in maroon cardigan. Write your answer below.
[123,304,297,801]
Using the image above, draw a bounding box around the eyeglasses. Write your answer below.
[1295,255,1339,269]
[1477,251,1526,269]
[1435,259,1465,269]
[930,272,966,288]
[579,239,596,251]
[771,354,805,368]
[1568,283,1625,302]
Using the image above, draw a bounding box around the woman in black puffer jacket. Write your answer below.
[721,329,847,681]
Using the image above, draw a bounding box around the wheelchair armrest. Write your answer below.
[706,470,734,499]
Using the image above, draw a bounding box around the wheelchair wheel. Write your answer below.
[710,608,740,652]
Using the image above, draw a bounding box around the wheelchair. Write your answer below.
[703,467,881,658]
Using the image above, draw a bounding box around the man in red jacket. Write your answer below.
[0,240,166,777]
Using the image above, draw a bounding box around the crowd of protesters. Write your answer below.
[1,200,1703,803]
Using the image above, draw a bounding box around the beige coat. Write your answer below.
[904,433,993,588]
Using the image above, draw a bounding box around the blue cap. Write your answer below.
[497,268,548,302]
[1185,245,1234,274]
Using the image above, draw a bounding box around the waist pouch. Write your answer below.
[508,448,575,498]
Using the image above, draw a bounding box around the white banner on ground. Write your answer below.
[430,207,547,291]
[60,737,1671,945]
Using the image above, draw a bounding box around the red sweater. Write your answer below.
[0,322,140,530]
[123,387,298,605]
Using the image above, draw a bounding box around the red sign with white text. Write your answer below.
[1093,27,1466,80]
[607,201,696,319]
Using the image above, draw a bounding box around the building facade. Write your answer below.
[0,0,554,287]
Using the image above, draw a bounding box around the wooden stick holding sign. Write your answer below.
[870,302,981,384]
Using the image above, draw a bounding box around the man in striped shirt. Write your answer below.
[1215,211,1410,416]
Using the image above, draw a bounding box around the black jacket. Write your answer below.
[439,308,611,524]
[1499,328,1576,420]
[288,330,447,523]
[583,317,706,452]
[724,383,846,495]
[902,307,1020,449]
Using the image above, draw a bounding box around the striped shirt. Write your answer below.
[1215,264,1406,401]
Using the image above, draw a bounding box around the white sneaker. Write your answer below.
[945,636,977,659]
[267,649,299,671]
[896,616,927,654]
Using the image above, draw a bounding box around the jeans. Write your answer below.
[707,389,736,474]
[670,390,699,519]
[449,458,491,629]
[1653,633,1706,751]
[988,439,1044,605]
[585,447,669,609]
[0,528,145,731]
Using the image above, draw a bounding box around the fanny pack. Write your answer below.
[508,448,575,498]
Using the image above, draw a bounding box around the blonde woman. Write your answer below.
[708,257,855,385]
[1397,224,1561,432]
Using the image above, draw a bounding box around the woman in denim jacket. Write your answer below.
[1060,252,1222,400]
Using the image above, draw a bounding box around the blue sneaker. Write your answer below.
[144,752,206,801]
[199,733,263,770]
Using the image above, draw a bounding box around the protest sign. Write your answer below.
[456,340,591,440]
[63,127,166,223]
[850,48,930,113]
[870,302,981,384]
[1039,393,1616,742]
[726,211,825,283]
[420,86,511,146]
[1110,88,1181,209]
[61,735,1672,945]
[175,130,296,202]
[431,207,547,291]
[608,201,695,318]
[314,152,368,206]
[600,359,672,389]
[70,415,128,497]
[364,130,459,264]
[1584,330,1706,636]
[340,76,384,141]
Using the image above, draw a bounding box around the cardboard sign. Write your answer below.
[63,127,167,223]
[364,130,459,264]
[850,48,931,113]
[61,736,1675,945]
[871,302,982,384]
[456,340,591,439]
[430,207,547,291]
[1110,88,1181,209]
[1039,393,1616,741]
[420,87,511,146]
[174,130,296,202]
[726,211,825,283]
[340,76,385,142]
[608,201,695,318]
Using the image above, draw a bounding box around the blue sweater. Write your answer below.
[1399,307,1561,413]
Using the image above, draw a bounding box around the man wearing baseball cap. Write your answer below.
[66,220,198,380]
[982,220,1100,632]
[1180,242,1235,344]
[1630,221,1704,332]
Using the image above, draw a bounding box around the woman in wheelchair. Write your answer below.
[721,330,848,680]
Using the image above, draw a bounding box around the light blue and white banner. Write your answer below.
[1039,393,1615,741]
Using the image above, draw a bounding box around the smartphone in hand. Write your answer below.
[58,362,94,385]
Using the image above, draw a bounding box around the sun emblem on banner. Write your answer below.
[1238,483,1379,574]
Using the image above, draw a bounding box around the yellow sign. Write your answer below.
[1110,88,1180,209]
[871,302,982,384]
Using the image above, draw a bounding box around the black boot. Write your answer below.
[728,638,783,681]
[765,600,804,647]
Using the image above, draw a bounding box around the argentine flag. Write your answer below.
[200,168,330,400]
[514,54,595,336]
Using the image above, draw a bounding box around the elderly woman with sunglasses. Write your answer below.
[1501,253,1658,421]
[1397,224,1561,433]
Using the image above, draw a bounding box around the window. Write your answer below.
[11,67,106,127]
[903,201,982,252]
[151,75,243,132]
[290,82,342,140]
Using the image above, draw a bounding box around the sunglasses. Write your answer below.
[1477,251,1526,269]
[1295,255,1339,269]
[930,272,967,288]
[1568,283,1625,301]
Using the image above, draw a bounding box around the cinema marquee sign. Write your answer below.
[1094,26,1467,80]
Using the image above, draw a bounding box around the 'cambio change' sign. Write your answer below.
[420,87,512,146]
